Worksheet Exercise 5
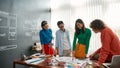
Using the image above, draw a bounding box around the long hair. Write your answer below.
[75,19,85,35]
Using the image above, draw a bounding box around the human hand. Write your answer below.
[89,54,95,60]
[72,51,75,56]
[92,62,100,68]
[55,48,59,55]
[71,51,75,60]
[54,49,58,57]
[41,50,45,55]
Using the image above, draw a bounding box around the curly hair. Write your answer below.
[90,19,105,30]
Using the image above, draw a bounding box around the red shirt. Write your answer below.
[94,27,120,65]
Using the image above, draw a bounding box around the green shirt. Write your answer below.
[73,28,91,54]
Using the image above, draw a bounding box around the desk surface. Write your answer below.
[13,57,106,68]
[13,59,64,68]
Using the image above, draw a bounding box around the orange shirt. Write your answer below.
[95,27,120,65]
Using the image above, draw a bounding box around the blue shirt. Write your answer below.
[55,29,71,56]
[39,29,52,44]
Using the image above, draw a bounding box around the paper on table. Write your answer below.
[55,57,92,68]
[55,57,73,63]
[55,57,90,63]
[30,59,44,64]
[24,58,44,64]
[103,63,111,68]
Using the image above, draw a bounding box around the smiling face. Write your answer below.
[58,23,64,30]
[76,22,83,29]
[43,23,49,30]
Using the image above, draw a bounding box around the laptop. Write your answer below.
[103,55,120,68]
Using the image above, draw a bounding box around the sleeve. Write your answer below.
[39,31,44,45]
[67,31,71,50]
[98,31,111,65]
[49,29,53,41]
[55,31,59,48]
[94,48,101,54]
[73,33,77,51]
[85,29,91,54]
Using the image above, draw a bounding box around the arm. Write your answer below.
[67,31,71,50]
[89,48,101,59]
[49,29,53,42]
[39,31,44,45]
[85,29,91,54]
[55,47,59,55]
[94,48,101,54]
[73,33,77,51]
[55,31,59,55]
[41,44,45,54]
[39,31,45,54]
[97,31,111,65]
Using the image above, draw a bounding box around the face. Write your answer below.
[76,22,83,29]
[58,24,64,30]
[92,29,99,33]
[43,24,49,30]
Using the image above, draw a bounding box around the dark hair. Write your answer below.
[75,19,85,35]
[57,21,64,26]
[90,19,105,30]
[41,20,47,28]
[34,43,36,45]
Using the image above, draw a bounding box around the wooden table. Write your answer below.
[13,58,106,68]
[13,59,64,68]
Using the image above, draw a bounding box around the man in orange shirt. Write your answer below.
[89,19,120,68]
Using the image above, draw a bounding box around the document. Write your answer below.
[24,58,44,64]
[55,57,92,68]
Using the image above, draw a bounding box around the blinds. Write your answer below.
[51,0,120,55]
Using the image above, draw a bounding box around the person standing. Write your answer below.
[72,19,91,58]
[39,20,54,55]
[89,19,120,68]
[55,21,71,56]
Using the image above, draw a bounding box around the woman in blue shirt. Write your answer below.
[39,20,54,55]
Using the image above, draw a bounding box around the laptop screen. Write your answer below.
[110,55,120,68]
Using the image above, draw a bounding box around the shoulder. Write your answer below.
[40,30,43,33]
[102,27,113,34]
[39,30,44,35]
[85,28,91,32]
[65,29,69,32]
[64,29,69,33]
[56,30,60,34]
[48,28,52,32]
[74,32,77,36]
[103,27,111,31]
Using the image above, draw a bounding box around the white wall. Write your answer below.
[51,0,120,55]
